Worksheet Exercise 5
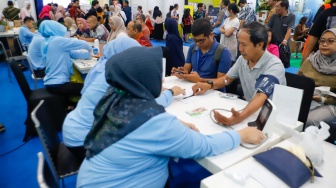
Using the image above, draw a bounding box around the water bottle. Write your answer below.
[92,39,99,56]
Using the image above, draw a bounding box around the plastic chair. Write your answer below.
[285,72,315,129]
[0,41,13,81]
[26,56,44,89]
[32,100,82,187]
[37,152,59,188]
[9,58,67,141]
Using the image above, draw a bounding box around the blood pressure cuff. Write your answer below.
[255,74,279,98]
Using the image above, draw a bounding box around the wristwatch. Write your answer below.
[206,80,213,89]
[168,89,174,96]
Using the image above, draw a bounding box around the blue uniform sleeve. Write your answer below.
[23,28,34,38]
[70,50,91,59]
[155,90,173,108]
[217,48,232,74]
[125,113,241,159]
[58,37,93,52]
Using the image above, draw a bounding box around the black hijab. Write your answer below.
[84,46,165,158]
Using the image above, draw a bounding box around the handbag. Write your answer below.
[279,44,291,68]
[253,147,322,188]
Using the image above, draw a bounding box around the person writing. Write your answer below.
[192,22,286,126]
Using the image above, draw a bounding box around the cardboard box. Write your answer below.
[14,20,21,27]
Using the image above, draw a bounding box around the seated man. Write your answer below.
[127,20,153,47]
[171,19,231,85]
[79,15,109,42]
[136,13,150,39]
[28,31,46,77]
[192,22,286,126]
[19,17,35,51]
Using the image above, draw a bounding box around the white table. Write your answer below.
[201,139,336,188]
[72,58,98,74]
[163,76,303,173]
[0,29,19,37]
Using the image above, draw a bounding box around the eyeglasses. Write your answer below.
[319,39,336,45]
[193,37,207,44]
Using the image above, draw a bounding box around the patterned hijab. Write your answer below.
[308,28,336,75]
[107,16,126,42]
[84,46,165,158]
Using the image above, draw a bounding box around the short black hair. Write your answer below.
[174,4,178,8]
[92,0,99,7]
[238,0,247,5]
[228,3,239,14]
[23,16,34,23]
[279,0,289,10]
[222,0,230,6]
[138,5,142,10]
[137,14,145,22]
[124,1,129,5]
[72,0,79,3]
[191,18,212,37]
[96,6,103,12]
[241,22,268,50]
[197,3,204,8]
[132,20,142,32]
[8,1,13,6]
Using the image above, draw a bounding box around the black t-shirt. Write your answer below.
[310,7,336,38]
[312,4,334,23]
[85,7,97,20]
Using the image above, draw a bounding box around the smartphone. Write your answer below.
[174,70,185,75]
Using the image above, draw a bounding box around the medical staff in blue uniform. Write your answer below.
[39,20,91,99]
[19,16,35,50]
[27,32,46,77]
[63,36,185,160]
[76,46,264,188]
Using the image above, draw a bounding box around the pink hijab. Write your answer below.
[39,5,51,19]
[76,18,89,32]
[55,5,65,21]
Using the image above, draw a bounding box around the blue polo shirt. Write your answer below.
[19,25,34,50]
[186,39,231,79]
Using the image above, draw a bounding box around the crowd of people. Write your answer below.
[1,0,336,187]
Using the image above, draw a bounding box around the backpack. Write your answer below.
[191,43,225,69]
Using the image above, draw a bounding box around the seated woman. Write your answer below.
[55,5,65,23]
[38,5,51,20]
[298,28,336,130]
[106,16,127,42]
[63,36,185,160]
[76,46,264,187]
[74,18,90,38]
[266,27,279,58]
[39,20,92,102]
[165,18,184,76]
[293,17,308,42]
[64,17,78,36]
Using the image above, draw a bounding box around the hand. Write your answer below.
[214,108,243,126]
[281,40,287,46]
[171,86,186,96]
[180,120,200,132]
[171,67,187,79]
[181,72,202,83]
[238,127,265,144]
[312,95,322,102]
[192,82,211,95]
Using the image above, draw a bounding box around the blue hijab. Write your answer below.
[164,18,185,74]
[84,47,165,158]
[83,36,140,92]
[39,20,67,64]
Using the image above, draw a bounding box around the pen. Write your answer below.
[183,88,201,99]
[81,62,86,66]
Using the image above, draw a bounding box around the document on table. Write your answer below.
[272,84,303,127]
